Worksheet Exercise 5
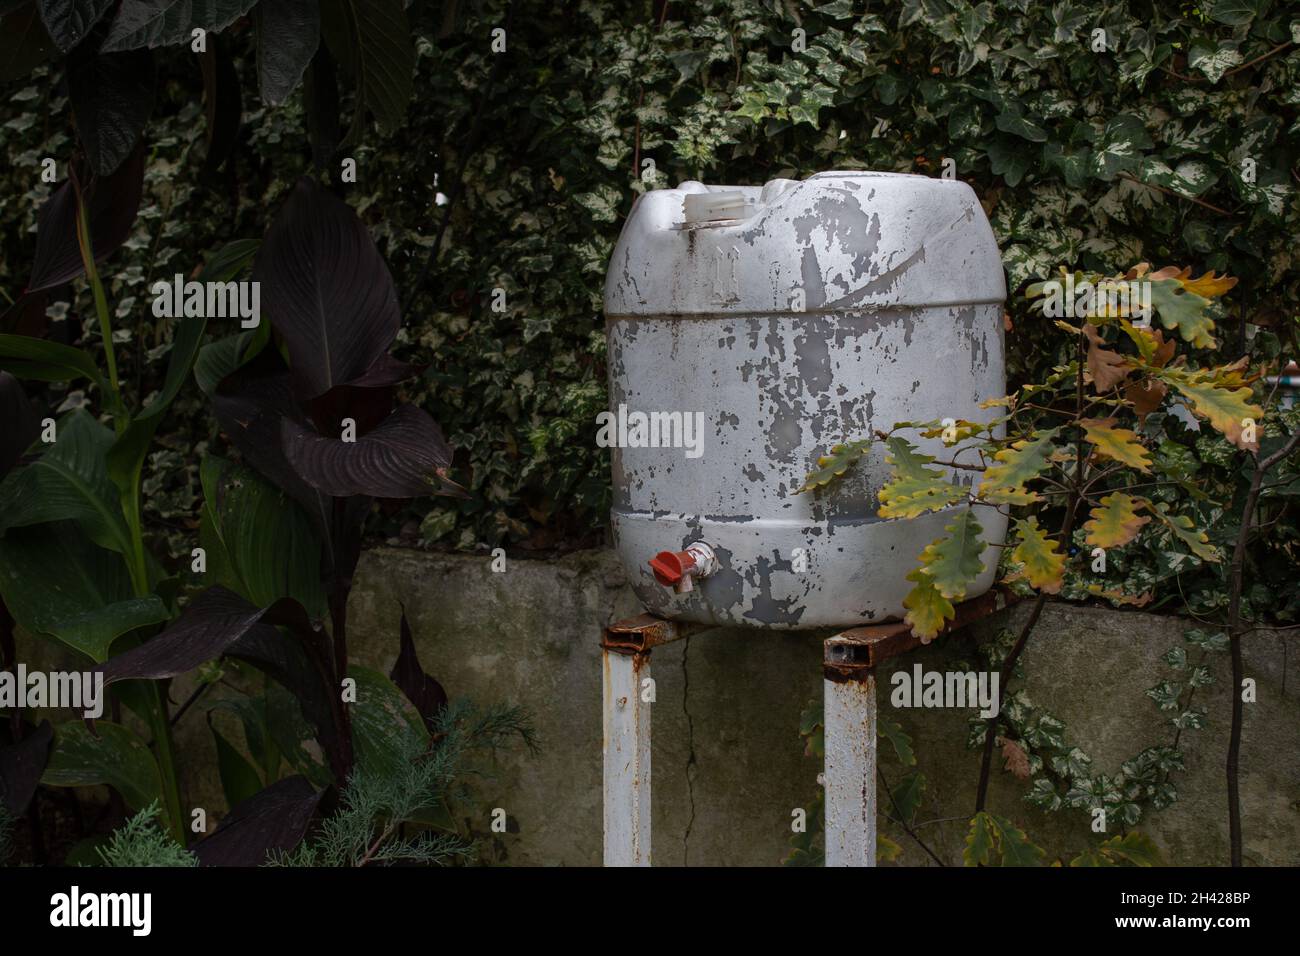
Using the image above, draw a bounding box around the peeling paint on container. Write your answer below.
[604,171,1007,629]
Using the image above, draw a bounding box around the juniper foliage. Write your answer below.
[273,700,536,867]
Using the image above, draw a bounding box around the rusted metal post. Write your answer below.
[603,648,651,866]
[823,668,877,867]
[822,591,1011,867]
[601,614,702,867]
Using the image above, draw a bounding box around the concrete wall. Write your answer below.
[344,546,1300,867]
[19,543,1294,865]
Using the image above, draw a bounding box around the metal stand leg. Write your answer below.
[601,614,701,867]
[822,591,1010,867]
[824,671,877,867]
[603,647,651,866]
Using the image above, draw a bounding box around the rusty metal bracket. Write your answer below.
[602,613,705,655]
[824,589,1012,683]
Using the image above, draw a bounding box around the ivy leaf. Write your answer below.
[916,508,986,600]
[889,771,926,825]
[978,429,1059,504]
[794,438,871,494]
[877,437,966,518]
[1188,38,1242,84]
[1150,502,1220,562]
[1083,493,1150,549]
[1161,369,1263,451]
[1081,417,1152,472]
[902,567,954,641]
[1011,516,1065,594]
[878,716,915,767]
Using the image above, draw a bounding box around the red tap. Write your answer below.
[649,549,696,587]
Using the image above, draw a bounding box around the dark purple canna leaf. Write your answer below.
[36,0,114,52]
[281,403,463,499]
[0,720,54,815]
[0,371,40,478]
[192,775,321,867]
[98,586,319,688]
[199,39,242,174]
[390,606,446,733]
[342,352,419,389]
[67,39,156,176]
[254,178,400,400]
[97,585,352,782]
[211,356,322,511]
[27,144,145,292]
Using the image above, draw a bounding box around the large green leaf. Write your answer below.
[41,720,162,811]
[0,522,164,661]
[0,333,106,389]
[193,326,263,396]
[210,721,263,810]
[348,665,429,780]
[198,455,327,616]
[0,409,132,555]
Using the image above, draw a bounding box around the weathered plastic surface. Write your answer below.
[604,171,1007,629]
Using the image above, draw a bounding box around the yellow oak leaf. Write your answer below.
[1080,417,1152,472]
[1083,492,1150,548]
[1011,516,1065,594]
[902,566,954,642]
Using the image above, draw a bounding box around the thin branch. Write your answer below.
[1118,173,1234,216]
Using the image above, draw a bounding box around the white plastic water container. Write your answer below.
[604,172,1006,628]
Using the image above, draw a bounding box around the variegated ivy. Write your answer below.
[800,263,1266,641]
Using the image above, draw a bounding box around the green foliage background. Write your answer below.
[1,0,1296,598]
